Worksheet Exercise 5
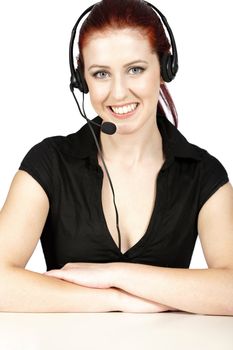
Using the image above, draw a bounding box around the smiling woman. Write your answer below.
[83,28,161,131]
[77,0,178,127]
[0,0,233,315]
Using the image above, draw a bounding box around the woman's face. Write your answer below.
[83,28,161,133]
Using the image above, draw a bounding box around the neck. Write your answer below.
[99,115,164,168]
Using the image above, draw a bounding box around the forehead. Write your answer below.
[82,28,153,64]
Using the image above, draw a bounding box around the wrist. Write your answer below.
[108,262,125,288]
[109,287,122,312]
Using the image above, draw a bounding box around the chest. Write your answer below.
[98,156,163,254]
[47,155,200,268]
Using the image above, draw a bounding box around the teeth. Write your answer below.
[111,103,138,115]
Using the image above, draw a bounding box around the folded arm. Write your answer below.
[111,263,233,316]
[111,183,233,316]
[47,183,233,315]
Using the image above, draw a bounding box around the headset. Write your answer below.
[68,1,179,252]
[69,1,179,93]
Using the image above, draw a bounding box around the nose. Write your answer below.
[111,74,128,101]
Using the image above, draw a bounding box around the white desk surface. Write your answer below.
[0,311,232,350]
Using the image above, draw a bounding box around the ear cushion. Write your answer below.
[75,67,89,93]
[160,53,174,83]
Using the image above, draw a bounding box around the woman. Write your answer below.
[0,0,233,315]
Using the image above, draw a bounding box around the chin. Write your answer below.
[117,120,144,135]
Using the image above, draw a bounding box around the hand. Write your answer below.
[44,263,177,313]
[44,262,114,289]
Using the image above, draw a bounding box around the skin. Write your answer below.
[1,26,232,314]
[82,28,165,168]
[44,28,175,312]
[45,28,233,316]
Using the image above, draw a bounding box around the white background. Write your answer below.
[0,1,232,272]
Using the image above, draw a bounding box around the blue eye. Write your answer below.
[129,66,145,74]
[92,66,145,79]
[92,71,109,79]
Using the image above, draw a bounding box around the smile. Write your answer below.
[107,103,139,119]
[109,103,139,115]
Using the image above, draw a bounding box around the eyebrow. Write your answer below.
[88,60,149,71]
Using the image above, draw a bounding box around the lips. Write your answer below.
[109,103,138,113]
[109,102,138,108]
[107,103,140,119]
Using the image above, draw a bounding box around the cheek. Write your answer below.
[85,76,105,105]
[130,70,160,97]
[86,78,107,104]
[89,89,106,107]
[131,78,160,100]
[88,88,109,116]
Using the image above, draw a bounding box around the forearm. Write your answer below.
[112,263,233,316]
[0,266,118,313]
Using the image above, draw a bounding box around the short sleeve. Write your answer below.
[18,139,54,202]
[198,153,229,211]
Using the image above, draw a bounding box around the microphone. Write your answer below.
[70,85,121,252]
[70,85,117,135]
[100,121,117,135]
[89,118,117,135]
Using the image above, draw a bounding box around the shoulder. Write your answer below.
[190,143,229,179]
[173,135,230,211]
[18,131,81,201]
[21,130,81,160]
[190,145,230,212]
[178,136,228,175]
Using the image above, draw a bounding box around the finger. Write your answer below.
[44,270,64,278]
[44,270,78,284]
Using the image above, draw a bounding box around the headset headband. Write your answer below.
[69,1,179,91]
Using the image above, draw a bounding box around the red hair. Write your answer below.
[77,0,178,128]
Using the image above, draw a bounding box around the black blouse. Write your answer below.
[19,114,229,270]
